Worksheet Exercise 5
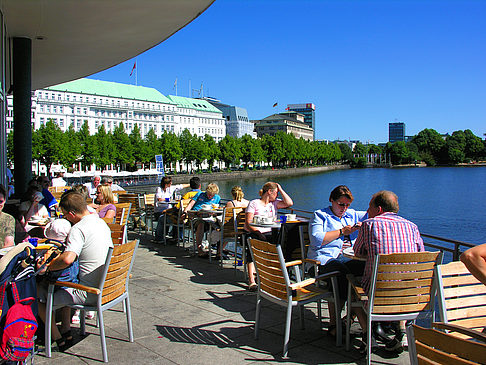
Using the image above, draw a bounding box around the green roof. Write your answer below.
[167,95,222,114]
[46,78,174,104]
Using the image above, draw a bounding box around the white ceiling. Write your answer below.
[2,0,214,90]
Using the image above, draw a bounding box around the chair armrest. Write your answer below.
[346,274,368,301]
[303,258,321,266]
[285,260,303,267]
[315,270,341,281]
[290,277,316,290]
[52,281,101,295]
[433,322,486,342]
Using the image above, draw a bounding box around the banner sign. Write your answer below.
[155,155,165,182]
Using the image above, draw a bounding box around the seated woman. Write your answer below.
[19,184,50,233]
[225,186,249,208]
[91,184,116,220]
[244,182,293,291]
[154,177,189,242]
[183,183,221,258]
[308,185,366,338]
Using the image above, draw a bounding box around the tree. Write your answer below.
[218,135,242,168]
[464,129,484,160]
[62,124,82,167]
[94,125,116,169]
[77,121,98,170]
[204,134,220,170]
[112,123,133,169]
[353,142,367,157]
[175,129,193,171]
[338,143,353,163]
[261,134,284,167]
[144,128,160,169]
[6,131,14,165]
[410,128,445,165]
[32,119,65,170]
[389,141,410,165]
[129,125,150,169]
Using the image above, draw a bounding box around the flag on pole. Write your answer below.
[130,61,136,76]
[272,102,278,107]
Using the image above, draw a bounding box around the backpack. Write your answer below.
[0,281,38,362]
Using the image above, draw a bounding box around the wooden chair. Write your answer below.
[434,260,486,338]
[45,239,139,362]
[114,202,131,226]
[345,251,443,364]
[102,216,115,224]
[216,206,243,268]
[108,223,127,246]
[143,193,155,234]
[248,238,341,357]
[409,323,486,365]
[234,210,248,275]
[117,194,143,231]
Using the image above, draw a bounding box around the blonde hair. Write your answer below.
[231,186,244,201]
[259,182,278,197]
[98,184,114,204]
[206,183,219,195]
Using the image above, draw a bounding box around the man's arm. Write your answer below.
[460,243,486,285]
[38,251,77,273]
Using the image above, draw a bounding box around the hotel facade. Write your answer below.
[7,78,226,141]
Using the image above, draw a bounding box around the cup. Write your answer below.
[280,215,287,224]
[28,238,38,247]
[263,217,273,224]
[237,259,243,266]
[253,215,262,224]
[286,214,296,221]
[212,204,218,209]
[165,197,170,202]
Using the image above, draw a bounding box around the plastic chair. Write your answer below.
[45,239,139,362]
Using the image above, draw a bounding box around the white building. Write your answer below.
[203,97,256,138]
[6,78,226,141]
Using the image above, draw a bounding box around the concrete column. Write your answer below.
[13,37,32,197]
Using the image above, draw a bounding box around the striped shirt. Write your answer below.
[354,212,424,294]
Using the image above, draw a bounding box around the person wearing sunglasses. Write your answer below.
[308,185,367,340]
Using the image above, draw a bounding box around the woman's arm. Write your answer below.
[104,208,116,219]
[184,199,196,214]
[275,183,293,209]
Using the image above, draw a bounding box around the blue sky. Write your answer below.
[90,0,486,143]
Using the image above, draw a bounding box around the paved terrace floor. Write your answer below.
[35,231,411,364]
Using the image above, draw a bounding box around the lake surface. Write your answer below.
[215,166,486,245]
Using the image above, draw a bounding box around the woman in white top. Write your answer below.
[154,177,189,242]
[19,185,49,225]
[244,182,293,290]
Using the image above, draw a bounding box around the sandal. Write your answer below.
[53,337,68,352]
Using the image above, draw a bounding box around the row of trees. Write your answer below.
[7,120,485,172]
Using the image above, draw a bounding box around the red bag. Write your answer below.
[0,282,38,362]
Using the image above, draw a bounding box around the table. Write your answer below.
[342,247,366,261]
[187,209,224,261]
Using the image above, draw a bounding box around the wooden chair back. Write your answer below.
[235,210,246,234]
[411,324,486,365]
[369,251,442,315]
[114,202,131,225]
[117,194,141,216]
[102,217,115,224]
[436,261,486,333]
[222,207,243,240]
[249,238,288,301]
[100,239,138,305]
[108,223,127,246]
[144,193,155,207]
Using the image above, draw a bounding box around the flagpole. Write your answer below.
[135,57,138,86]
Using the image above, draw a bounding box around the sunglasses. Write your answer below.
[335,202,350,208]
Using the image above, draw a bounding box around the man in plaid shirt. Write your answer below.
[354,190,424,295]
[353,190,424,352]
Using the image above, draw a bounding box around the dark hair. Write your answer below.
[71,184,90,200]
[59,191,88,214]
[329,185,354,202]
[0,184,6,199]
[160,176,172,189]
[189,176,201,190]
[371,190,399,213]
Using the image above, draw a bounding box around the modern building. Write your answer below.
[287,103,316,138]
[252,111,314,141]
[7,78,226,141]
[203,97,256,138]
[389,121,406,143]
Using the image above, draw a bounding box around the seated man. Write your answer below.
[101,176,125,192]
[37,175,58,214]
[37,191,113,350]
[461,243,486,285]
[183,183,221,257]
[354,190,424,352]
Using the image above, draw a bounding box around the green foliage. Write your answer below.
[218,135,242,167]
[338,143,353,163]
[6,131,14,164]
[32,119,65,169]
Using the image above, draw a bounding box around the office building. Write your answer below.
[287,103,316,138]
[389,122,406,143]
[203,97,256,138]
[7,78,226,141]
[253,111,314,141]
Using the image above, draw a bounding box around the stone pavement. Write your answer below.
[34,231,411,364]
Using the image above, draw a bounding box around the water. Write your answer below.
[214,166,486,245]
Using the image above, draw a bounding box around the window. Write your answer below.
[60,119,64,127]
